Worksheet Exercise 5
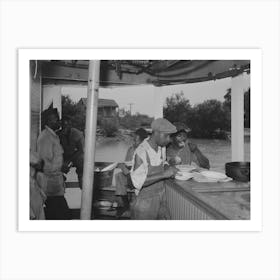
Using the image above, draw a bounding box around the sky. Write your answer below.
[61,73,250,117]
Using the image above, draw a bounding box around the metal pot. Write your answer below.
[94,162,115,188]
[225,162,250,182]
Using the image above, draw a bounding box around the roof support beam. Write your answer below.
[231,74,245,161]
[153,86,167,160]
[80,60,100,220]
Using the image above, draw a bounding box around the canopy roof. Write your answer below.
[40,60,250,87]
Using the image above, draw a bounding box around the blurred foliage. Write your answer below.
[62,95,118,136]
[62,95,86,132]
[163,88,250,139]
[188,99,228,138]
[244,89,250,128]
[223,88,250,129]
[62,87,250,140]
[119,112,154,130]
[163,92,192,124]
[100,118,119,137]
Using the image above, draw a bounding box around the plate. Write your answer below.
[200,171,228,180]
[218,177,233,183]
[192,172,232,183]
[192,173,218,183]
[176,164,197,172]
[175,172,194,181]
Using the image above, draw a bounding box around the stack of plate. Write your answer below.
[176,164,197,172]
[175,165,196,181]
[175,172,194,181]
[193,171,232,183]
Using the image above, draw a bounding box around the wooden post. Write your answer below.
[231,73,245,161]
[153,85,164,119]
[80,60,100,220]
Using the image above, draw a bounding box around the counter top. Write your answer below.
[166,178,250,220]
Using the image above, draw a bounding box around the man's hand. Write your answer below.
[163,166,179,179]
[117,162,125,170]
[188,142,198,153]
[117,163,130,175]
[168,156,182,166]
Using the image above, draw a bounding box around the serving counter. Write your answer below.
[65,169,250,220]
[165,179,250,220]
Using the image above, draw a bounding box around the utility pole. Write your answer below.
[128,103,134,115]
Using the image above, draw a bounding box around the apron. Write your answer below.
[131,152,171,220]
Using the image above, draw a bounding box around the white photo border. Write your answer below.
[19,48,262,232]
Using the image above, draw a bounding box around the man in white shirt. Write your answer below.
[37,107,71,220]
[130,118,178,220]
[114,128,148,216]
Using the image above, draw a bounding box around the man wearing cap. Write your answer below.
[130,118,178,220]
[167,122,210,169]
[36,107,71,220]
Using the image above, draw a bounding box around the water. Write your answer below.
[95,137,131,162]
[94,137,250,172]
[189,138,250,172]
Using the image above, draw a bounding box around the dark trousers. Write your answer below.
[44,196,72,220]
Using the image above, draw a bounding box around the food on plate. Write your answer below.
[175,164,197,172]
[200,170,228,180]
[192,171,232,183]
[192,172,219,183]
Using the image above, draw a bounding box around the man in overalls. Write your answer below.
[130,118,178,220]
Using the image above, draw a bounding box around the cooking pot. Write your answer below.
[94,162,115,188]
[225,162,250,182]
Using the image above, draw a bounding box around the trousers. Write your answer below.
[131,183,170,220]
[44,196,71,220]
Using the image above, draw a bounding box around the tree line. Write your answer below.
[163,88,250,139]
[61,96,154,137]
[61,87,250,139]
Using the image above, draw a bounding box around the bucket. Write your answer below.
[94,162,115,188]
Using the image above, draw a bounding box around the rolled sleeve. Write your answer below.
[130,147,148,192]
[130,163,147,191]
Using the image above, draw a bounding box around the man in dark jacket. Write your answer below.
[59,115,85,189]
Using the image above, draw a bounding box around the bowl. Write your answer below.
[225,162,250,182]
